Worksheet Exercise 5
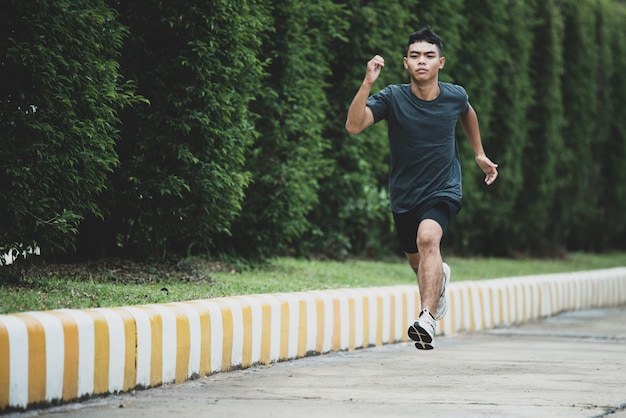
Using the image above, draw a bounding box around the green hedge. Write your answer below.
[75,0,270,259]
[0,0,135,262]
[2,0,626,265]
[215,0,350,259]
[513,0,566,254]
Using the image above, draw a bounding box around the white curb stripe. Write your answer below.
[96,309,125,393]
[121,307,151,387]
[1,315,28,408]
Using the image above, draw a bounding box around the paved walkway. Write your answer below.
[12,306,626,418]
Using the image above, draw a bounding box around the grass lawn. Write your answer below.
[1,252,625,314]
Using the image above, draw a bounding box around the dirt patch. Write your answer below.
[5,257,236,285]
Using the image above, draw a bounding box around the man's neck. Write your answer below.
[411,80,440,101]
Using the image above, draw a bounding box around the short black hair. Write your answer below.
[406,27,443,56]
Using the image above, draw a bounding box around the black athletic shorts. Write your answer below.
[392,199,461,254]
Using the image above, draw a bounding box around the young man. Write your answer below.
[345,28,498,350]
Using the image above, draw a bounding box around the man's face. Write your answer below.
[404,41,445,81]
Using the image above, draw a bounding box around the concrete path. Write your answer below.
[10,306,626,418]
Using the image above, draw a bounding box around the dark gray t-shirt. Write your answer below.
[367,82,469,213]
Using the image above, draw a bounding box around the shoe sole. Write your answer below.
[407,323,434,350]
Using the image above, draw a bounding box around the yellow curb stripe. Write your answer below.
[277,296,291,360]
[485,285,495,329]
[446,288,457,336]
[477,285,486,330]
[511,281,521,325]
[547,281,557,315]
[59,310,94,397]
[27,313,64,402]
[360,291,371,347]
[302,293,318,355]
[167,305,192,383]
[15,314,46,405]
[375,293,384,346]
[112,308,137,391]
[400,291,409,342]
[362,288,381,346]
[332,297,341,352]
[214,300,234,371]
[387,292,396,344]
[314,295,326,354]
[355,291,371,346]
[388,288,401,342]
[170,303,200,380]
[347,296,356,351]
[0,320,9,407]
[497,282,506,325]
[406,286,419,337]
[506,283,514,324]
[354,290,367,348]
[198,304,212,376]
[238,300,253,368]
[314,291,334,353]
[255,295,281,364]
[192,300,223,374]
[259,298,273,364]
[82,310,109,395]
[472,283,483,331]
[285,295,300,359]
[297,298,309,357]
[379,291,389,345]
[139,306,163,388]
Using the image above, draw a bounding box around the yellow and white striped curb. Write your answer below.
[1,268,625,411]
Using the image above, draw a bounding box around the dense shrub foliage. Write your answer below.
[1,0,626,265]
[75,0,270,260]
[0,0,135,262]
[215,0,350,259]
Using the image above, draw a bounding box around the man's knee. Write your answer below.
[417,233,438,251]
[416,220,443,251]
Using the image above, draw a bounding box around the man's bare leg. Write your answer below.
[406,219,444,349]
[406,219,443,314]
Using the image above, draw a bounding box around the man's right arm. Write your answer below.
[345,55,384,135]
[345,83,375,134]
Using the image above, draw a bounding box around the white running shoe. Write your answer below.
[408,309,436,350]
[433,262,451,321]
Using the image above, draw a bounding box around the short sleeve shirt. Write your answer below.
[367,82,469,213]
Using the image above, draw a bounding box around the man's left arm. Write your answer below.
[459,104,499,185]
